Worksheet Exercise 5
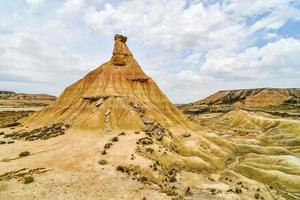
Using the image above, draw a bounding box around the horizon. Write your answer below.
[1,0,300,103]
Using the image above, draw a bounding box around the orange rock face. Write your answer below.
[24,34,193,131]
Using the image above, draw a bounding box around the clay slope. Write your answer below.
[188,88,300,108]
[24,35,193,131]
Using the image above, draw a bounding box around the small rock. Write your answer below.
[182,133,191,137]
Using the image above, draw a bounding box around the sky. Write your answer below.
[0,0,300,103]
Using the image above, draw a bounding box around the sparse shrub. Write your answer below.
[0,132,4,135]
[0,141,6,145]
[101,150,107,155]
[23,176,34,184]
[119,132,125,136]
[98,159,108,165]
[139,176,147,182]
[104,143,112,149]
[19,151,30,157]
[169,176,177,182]
[255,193,260,199]
[116,165,125,172]
[111,136,118,142]
[235,187,242,194]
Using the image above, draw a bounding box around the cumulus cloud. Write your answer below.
[0,19,98,87]
[84,0,247,52]
[26,0,44,12]
[201,37,300,80]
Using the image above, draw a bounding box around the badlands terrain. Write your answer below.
[0,35,299,200]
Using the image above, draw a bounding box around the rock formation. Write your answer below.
[24,34,193,131]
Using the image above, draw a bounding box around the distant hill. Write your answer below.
[195,88,300,107]
[178,88,300,116]
[0,91,56,107]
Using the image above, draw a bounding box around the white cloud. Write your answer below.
[26,0,44,12]
[201,37,300,80]
[0,20,98,85]
[184,53,202,65]
[84,0,247,52]
[58,0,88,16]
[250,6,300,33]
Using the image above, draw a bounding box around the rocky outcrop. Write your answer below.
[111,34,132,66]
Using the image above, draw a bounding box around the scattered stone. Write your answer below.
[0,141,6,145]
[105,110,111,116]
[185,186,192,196]
[143,117,154,125]
[7,141,14,144]
[134,131,140,134]
[96,98,104,107]
[182,133,191,137]
[0,132,4,135]
[101,150,107,155]
[137,137,153,145]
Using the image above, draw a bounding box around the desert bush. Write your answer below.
[104,143,112,149]
[23,176,34,184]
[19,151,30,157]
[118,132,126,136]
[111,136,118,142]
[98,159,108,165]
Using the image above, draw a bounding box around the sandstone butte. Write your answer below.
[24,34,194,131]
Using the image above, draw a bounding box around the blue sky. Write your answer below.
[0,0,300,103]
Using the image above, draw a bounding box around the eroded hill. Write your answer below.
[0,91,56,107]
